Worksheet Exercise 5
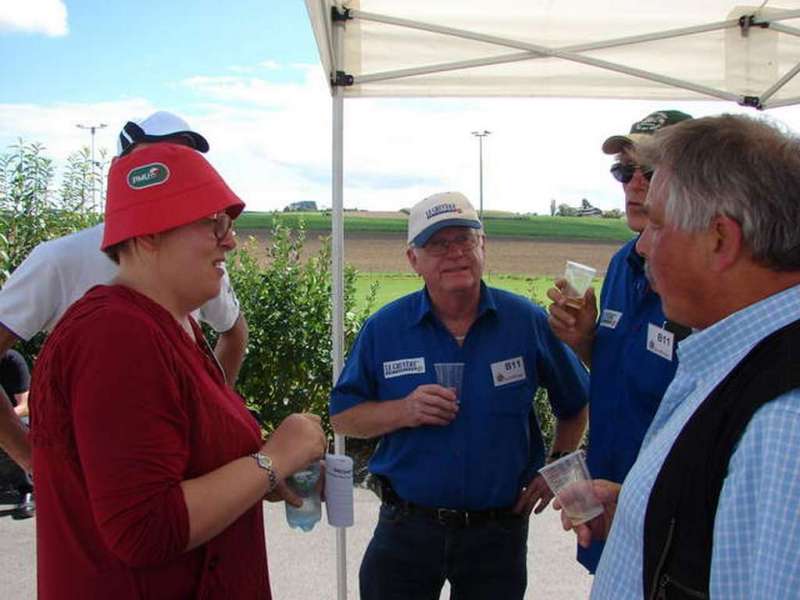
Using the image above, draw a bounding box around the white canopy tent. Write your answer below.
[303,2,800,597]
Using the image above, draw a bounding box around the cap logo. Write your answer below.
[425,202,462,220]
[632,112,669,134]
[128,163,170,189]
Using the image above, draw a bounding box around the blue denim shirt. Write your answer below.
[331,283,589,510]
[580,237,680,571]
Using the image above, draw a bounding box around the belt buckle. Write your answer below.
[436,508,468,527]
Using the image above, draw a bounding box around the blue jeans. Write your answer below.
[360,502,529,600]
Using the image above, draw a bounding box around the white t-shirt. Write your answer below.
[0,224,240,340]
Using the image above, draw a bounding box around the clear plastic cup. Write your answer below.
[538,450,603,525]
[434,362,464,401]
[563,261,597,309]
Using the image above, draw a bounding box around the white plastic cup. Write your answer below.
[324,453,354,527]
[563,261,597,309]
[434,362,465,400]
[538,450,603,525]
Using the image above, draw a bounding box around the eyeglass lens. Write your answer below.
[610,163,653,184]
[425,235,478,255]
[212,213,233,241]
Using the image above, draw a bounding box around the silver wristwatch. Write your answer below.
[251,452,278,492]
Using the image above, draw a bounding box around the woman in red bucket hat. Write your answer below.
[29,143,326,599]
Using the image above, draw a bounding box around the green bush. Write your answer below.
[224,218,376,436]
[526,282,557,450]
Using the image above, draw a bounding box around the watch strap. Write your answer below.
[251,452,278,492]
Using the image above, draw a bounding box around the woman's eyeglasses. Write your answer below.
[207,212,233,241]
[610,163,654,184]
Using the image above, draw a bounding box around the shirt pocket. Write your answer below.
[489,379,533,416]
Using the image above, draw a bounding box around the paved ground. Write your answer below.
[0,489,593,599]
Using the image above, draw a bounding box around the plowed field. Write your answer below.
[238,230,625,277]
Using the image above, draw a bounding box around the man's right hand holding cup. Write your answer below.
[547,278,598,366]
[402,384,459,428]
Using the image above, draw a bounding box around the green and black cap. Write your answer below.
[602,110,693,155]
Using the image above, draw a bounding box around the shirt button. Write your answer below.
[208,555,220,571]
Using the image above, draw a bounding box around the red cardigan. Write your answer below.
[31,285,270,599]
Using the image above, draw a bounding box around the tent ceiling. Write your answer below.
[306,1,800,108]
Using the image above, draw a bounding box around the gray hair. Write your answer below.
[636,114,800,271]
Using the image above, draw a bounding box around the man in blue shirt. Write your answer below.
[330,192,589,600]
[547,110,691,572]
[560,114,800,600]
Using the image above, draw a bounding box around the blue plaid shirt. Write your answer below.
[592,284,800,600]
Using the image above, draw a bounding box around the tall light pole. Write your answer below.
[471,130,490,219]
[76,122,107,208]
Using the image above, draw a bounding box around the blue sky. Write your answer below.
[3,1,800,215]
[1,2,316,104]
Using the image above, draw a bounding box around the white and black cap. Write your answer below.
[116,111,209,156]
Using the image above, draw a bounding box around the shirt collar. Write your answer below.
[625,235,646,274]
[410,280,497,327]
[677,283,800,382]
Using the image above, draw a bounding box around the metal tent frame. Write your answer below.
[305,2,800,597]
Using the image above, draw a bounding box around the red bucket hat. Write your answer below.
[102,143,244,250]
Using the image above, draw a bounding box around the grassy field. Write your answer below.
[354,272,578,312]
[238,211,631,242]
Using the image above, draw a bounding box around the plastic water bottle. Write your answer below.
[285,462,322,532]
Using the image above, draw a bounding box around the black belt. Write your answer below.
[377,476,518,528]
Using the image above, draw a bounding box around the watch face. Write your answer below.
[253,452,278,492]
[254,452,272,470]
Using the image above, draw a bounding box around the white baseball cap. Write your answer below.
[117,111,209,156]
[407,192,482,247]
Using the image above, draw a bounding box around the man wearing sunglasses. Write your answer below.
[0,111,248,476]
[331,192,589,600]
[547,109,691,573]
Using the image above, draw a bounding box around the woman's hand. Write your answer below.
[264,460,326,507]
[553,479,621,548]
[261,413,327,483]
[263,479,302,506]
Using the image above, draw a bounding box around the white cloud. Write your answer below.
[0,98,155,186]
[4,62,800,217]
[0,0,68,37]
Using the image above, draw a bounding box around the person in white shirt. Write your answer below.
[0,111,248,473]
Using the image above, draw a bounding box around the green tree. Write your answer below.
[602,208,624,219]
[556,203,578,217]
[0,141,101,285]
[0,140,103,362]
[225,218,376,436]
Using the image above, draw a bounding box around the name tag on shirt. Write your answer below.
[491,356,526,386]
[647,324,674,361]
[599,309,623,329]
[383,357,426,379]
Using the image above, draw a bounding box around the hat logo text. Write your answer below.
[128,163,170,189]
[425,203,462,220]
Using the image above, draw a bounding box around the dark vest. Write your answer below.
[642,318,800,600]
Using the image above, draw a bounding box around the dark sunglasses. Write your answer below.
[207,212,234,241]
[610,163,654,184]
